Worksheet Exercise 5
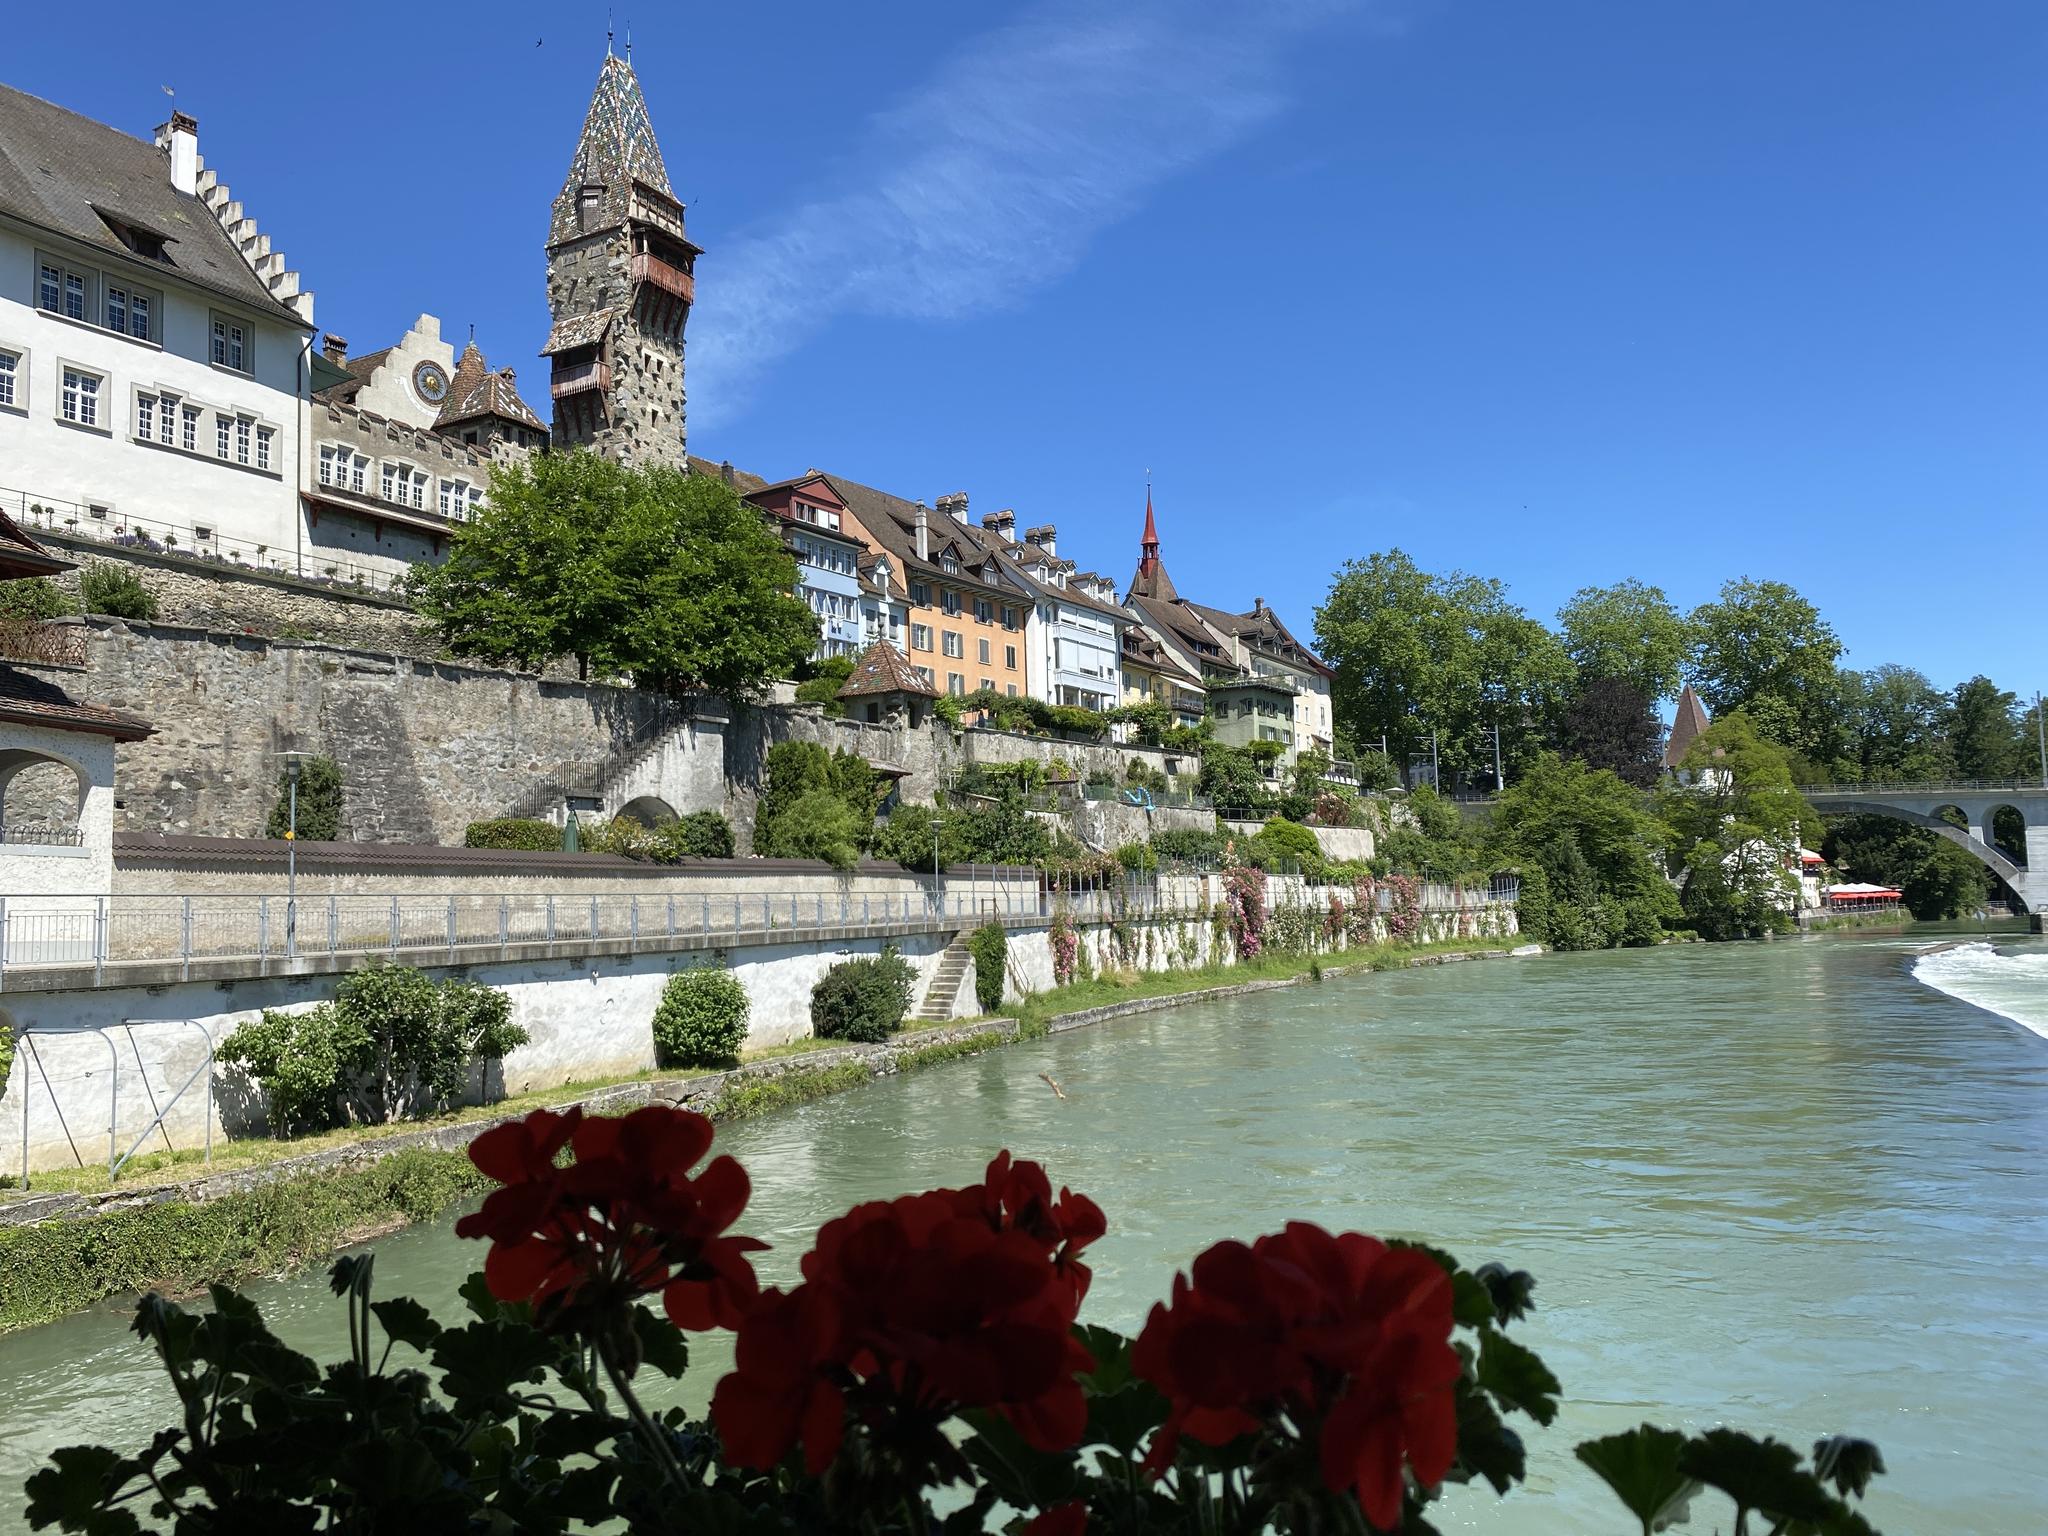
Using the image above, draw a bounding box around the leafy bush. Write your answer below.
[1245,816,1323,875]
[655,810,737,860]
[219,966,527,1133]
[875,792,1052,873]
[77,561,158,620]
[265,755,344,842]
[0,577,73,619]
[652,967,751,1068]
[1152,827,1225,866]
[793,655,855,716]
[810,947,915,1042]
[770,790,864,870]
[1114,840,1157,873]
[1353,748,1400,792]
[464,818,563,852]
[1198,742,1276,813]
[966,923,1007,1012]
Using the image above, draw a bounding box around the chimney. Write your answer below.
[1024,523,1058,557]
[498,365,517,386]
[1253,597,1267,616]
[980,508,1016,543]
[938,491,970,525]
[161,111,199,196]
[719,460,735,486]
[914,501,930,562]
[321,334,348,364]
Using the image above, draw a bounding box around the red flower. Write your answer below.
[712,1154,1100,1483]
[1133,1224,1460,1531]
[455,1105,765,1348]
[1021,1503,1088,1536]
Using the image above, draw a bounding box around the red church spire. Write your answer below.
[1138,483,1160,579]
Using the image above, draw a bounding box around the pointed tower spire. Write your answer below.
[1131,482,1177,601]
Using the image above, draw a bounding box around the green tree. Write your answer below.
[1684,578,1842,758]
[1838,665,1954,784]
[0,578,74,619]
[794,656,856,716]
[410,452,817,696]
[1659,715,1817,941]
[769,791,864,870]
[78,562,157,620]
[1487,753,1677,948]
[1315,549,1570,783]
[1942,676,2026,780]
[266,756,344,842]
[651,967,750,1068]
[1902,841,1991,920]
[1557,579,1689,701]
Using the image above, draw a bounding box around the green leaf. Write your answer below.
[1811,1436,1886,1500]
[1575,1425,1698,1533]
[1073,1324,1139,1394]
[1450,1270,1497,1328]
[630,1303,690,1380]
[1472,1262,1536,1323]
[432,1321,563,1416]
[1680,1428,1835,1524]
[1450,1389,1526,1495]
[370,1296,443,1354]
[1476,1329,1561,1426]
[22,1446,143,1535]
[328,1254,372,1298]
[958,1409,1082,1507]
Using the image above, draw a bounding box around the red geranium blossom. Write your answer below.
[712,1153,1099,1484]
[1020,1503,1088,1536]
[455,1105,765,1345]
[1132,1223,1461,1531]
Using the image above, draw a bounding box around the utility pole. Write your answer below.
[2037,691,2046,788]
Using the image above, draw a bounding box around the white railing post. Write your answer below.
[389,896,399,956]
[447,896,457,960]
[93,896,105,986]
[327,895,338,955]
[500,896,510,954]
[181,897,192,980]
[546,896,556,946]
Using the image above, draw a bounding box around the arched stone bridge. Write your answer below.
[1799,781,2047,914]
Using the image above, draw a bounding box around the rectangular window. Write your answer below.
[439,479,466,519]
[1003,606,1019,630]
[59,367,100,426]
[320,445,343,485]
[210,316,247,372]
[941,590,961,616]
[942,630,963,659]
[157,393,178,444]
[64,273,84,321]
[255,426,273,471]
[910,624,932,652]
[0,351,15,409]
[181,404,199,451]
[216,414,231,458]
[136,392,154,439]
[349,454,365,494]
[1007,684,1018,697]
[105,286,127,334]
[128,292,150,340]
[948,673,965,696]
[977,637,991,665]
[974,598,992,623]
[1005,645,1017,669]
[467,487,483,519]
[980,678,994,692]
[381,463,397,501]
[910,581,930,608]
[915,666,935,688]
[235,417,251,465]
[38,264,60,312]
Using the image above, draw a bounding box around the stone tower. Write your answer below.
[542,51,697,469]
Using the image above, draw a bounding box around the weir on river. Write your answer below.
[1,931,2044,1533]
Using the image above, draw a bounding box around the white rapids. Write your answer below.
[1913,941,2048,1042]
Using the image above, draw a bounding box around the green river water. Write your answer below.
[3,931,2046,1531]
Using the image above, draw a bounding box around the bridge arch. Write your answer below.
[1816,798,2023,907]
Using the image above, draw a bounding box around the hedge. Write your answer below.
[966,923,1007,1012]
[464,818,564,852]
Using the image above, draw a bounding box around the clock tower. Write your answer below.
[542,49,696,470]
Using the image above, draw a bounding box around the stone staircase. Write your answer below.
[911,932,975,1023]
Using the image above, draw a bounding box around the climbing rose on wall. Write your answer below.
[1132,1223,1462,1531]
[1223,860,1267,960]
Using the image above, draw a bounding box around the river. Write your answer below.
[3,930,2046,1532]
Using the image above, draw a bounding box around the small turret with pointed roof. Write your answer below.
[1128,485,1177,601]
[1663,684,1711,771]
[543,45,698,470]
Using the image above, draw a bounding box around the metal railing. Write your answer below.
[0,824,85,847]
[1079,784,1213,811]
[1,483,410,596]
[1797,779,2046,795]
[0,884,1046,980]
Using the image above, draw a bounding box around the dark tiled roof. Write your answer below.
[436,340,546,434]
[0,665,153,740]
[1120,627,1202,688]
[541,307,620,356]
[0,511,71,579]
[0,85,306,326]
[839,640,939,699]
[685,455,769,495]
[315,346,390,404]
[1664,685,1711,769]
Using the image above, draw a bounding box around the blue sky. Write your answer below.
[13,1,2045,698]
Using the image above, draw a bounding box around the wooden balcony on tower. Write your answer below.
[551,359,611,399]
[631,253,695,305]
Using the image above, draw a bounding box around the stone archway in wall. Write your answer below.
[0,748,88,844]
[616,796,679,828]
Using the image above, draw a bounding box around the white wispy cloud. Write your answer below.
[690,0,1383,425]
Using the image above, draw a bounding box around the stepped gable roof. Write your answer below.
[1664,684,1711,769]
[0,665,153,741]
[436,340,546,433]
[0,511,72,580]
[0,84,307,326]
[551,54,677,246]
[839,640,938,699]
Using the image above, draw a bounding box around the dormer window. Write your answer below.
[940,551,959,573]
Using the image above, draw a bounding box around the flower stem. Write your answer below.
[597,1338,692,1494]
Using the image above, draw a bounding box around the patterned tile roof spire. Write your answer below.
[551,53,674,246]
[1128,485,1177,601]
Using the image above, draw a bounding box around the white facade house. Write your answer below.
[0,92,315,574]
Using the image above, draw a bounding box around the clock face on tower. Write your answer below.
[413,361,449,404]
